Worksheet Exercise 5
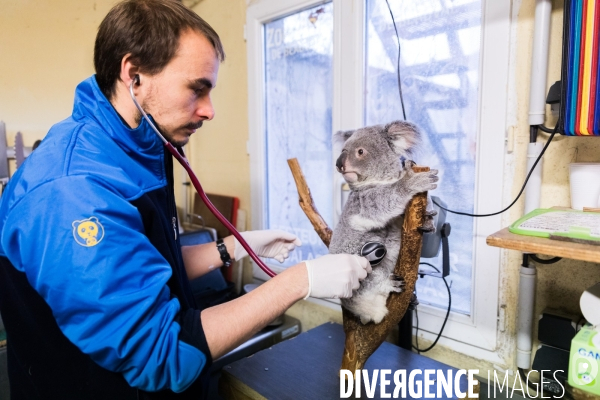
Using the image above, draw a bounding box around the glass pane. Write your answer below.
[264,3,334,268]
[365,0,482,315]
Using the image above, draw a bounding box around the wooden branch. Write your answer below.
[287,158,333,246]
[341,169,429,373]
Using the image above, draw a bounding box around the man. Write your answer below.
[0,1,371,398]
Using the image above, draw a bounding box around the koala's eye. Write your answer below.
[358,149,364,156]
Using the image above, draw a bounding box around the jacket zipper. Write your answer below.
[165,150,178,241]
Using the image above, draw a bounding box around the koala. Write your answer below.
[328,121,438,324]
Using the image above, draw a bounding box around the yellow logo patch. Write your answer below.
[72,216,104,247]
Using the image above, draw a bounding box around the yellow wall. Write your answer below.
[0,1,116,145]
[498,0,600,374]
[187,0,251,218]
[0,0,251,225]
[2,0,600,380]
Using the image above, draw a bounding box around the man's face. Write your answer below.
[139,29,219,147]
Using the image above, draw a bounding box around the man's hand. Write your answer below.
[304,254,371,299]
[233,230,301,263]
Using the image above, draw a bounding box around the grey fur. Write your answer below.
[329,121,438,324]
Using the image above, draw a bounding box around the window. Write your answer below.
[365,0,482,315]
[263,3,334,269]
[247,0,510,363]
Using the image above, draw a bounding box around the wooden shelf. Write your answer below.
[487,228,600,264]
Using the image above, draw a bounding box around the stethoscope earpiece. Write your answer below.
[134,74,140,85]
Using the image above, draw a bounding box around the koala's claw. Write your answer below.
[408,293,419,311]
[403,159,416,169]
[406,168,439,193]
[418,224,435,233]
[419,210,437,233]
[389,274,405,293]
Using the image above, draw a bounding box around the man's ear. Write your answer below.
[384,120,421,157]
[119,53,140,89]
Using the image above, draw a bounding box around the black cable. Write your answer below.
[413,263,451,353]
[518,368,539,399]
[433,125,557,217]
[529,254,562,264]
[384,3,558,218]
[418,262,437,271]
[537,124,556,133]
[384,0,407,121]
[517,367,569,399]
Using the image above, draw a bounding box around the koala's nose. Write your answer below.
[336,153,347,172]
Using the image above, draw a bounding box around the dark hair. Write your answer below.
[94,0,225,99]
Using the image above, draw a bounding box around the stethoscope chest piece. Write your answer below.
[360,241,387,266]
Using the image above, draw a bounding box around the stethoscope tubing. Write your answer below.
[129,79,277,277]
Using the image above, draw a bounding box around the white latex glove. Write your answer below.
[304,254,372,299]
[233,229,302,263]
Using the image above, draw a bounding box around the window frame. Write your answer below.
[246,0,510,363]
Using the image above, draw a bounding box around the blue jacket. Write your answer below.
[0,76,211,398]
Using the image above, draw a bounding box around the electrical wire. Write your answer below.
[384,0,561,218]
[537,124,557,133]
[418,262,438,273]
[384,0,407,121]
[517,368,540,399]
[384,2,559,218]
[413,263,451,353]
[517,367,569,399]
[433,125,557,217]
[529,254,562,264]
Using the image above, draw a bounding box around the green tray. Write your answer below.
[509,208,600,242]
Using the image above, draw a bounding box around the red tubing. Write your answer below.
[165,142,277,278]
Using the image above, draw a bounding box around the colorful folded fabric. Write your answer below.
[561,0,600,136]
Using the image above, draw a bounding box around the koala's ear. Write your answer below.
[384,121,421,156]
[333,130,354,148]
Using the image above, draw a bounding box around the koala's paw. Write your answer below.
[407,168,439,194]
[418,209,437,233]
[403,159,417,170]
[389,274,405,293]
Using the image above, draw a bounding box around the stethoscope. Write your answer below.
[129,76,388,276]
[129,76,277,277]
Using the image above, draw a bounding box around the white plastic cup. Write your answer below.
[569,163,600,210]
